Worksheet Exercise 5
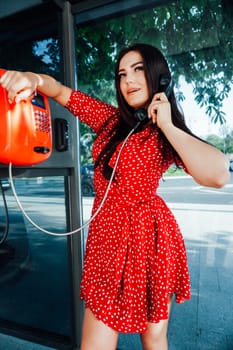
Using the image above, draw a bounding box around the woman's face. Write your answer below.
[118,50,150,110]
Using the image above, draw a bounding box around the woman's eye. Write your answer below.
[118,73,126,79]
[135,65,144,72]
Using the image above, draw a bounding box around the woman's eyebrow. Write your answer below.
[118,60,144,73]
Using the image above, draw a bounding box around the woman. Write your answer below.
[0,43,229,350]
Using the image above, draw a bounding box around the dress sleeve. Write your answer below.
[65,90,118,133]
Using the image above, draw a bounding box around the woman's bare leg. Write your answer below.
[140,295,172,350]
[80,308,119,350]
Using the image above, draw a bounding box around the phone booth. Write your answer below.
[0,2,83,349]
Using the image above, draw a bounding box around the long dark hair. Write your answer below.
[96,43,196,179]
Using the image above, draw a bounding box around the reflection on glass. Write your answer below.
[0,177,71,336]
[0,3,71,342]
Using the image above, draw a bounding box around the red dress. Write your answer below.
[66,90,190,334]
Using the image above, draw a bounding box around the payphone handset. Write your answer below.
[134,75,174,123]
[0,69,52,166]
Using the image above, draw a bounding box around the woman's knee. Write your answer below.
[81,308,118,350]
[140,319,169,350]
[141,296,172,349]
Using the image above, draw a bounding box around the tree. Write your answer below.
[224,130,233,154]
[206,131,233,154]
[1,0,232,163]
[76,0,233,126]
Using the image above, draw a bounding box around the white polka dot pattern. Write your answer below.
[66,90,191,334]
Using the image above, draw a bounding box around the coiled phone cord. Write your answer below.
[8,121,141,237]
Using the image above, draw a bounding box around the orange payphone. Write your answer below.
[0,69,52,166]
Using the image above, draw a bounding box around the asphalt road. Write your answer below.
[158,173,233,205]
[4,172,231,226]
[4,171,232,205]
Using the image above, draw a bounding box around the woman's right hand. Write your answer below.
[0,70,72,107]
[0,70,41,103]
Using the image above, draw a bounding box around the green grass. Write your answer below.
[164,165,187,177]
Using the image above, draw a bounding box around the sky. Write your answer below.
[179,77,233,138]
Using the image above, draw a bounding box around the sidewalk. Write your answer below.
[118,204,233,349]
[0,202,232,350]
[170,202,233,350]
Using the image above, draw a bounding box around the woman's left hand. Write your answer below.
[147,92,172,130]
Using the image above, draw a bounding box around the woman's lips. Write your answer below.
[127,88,140,95]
